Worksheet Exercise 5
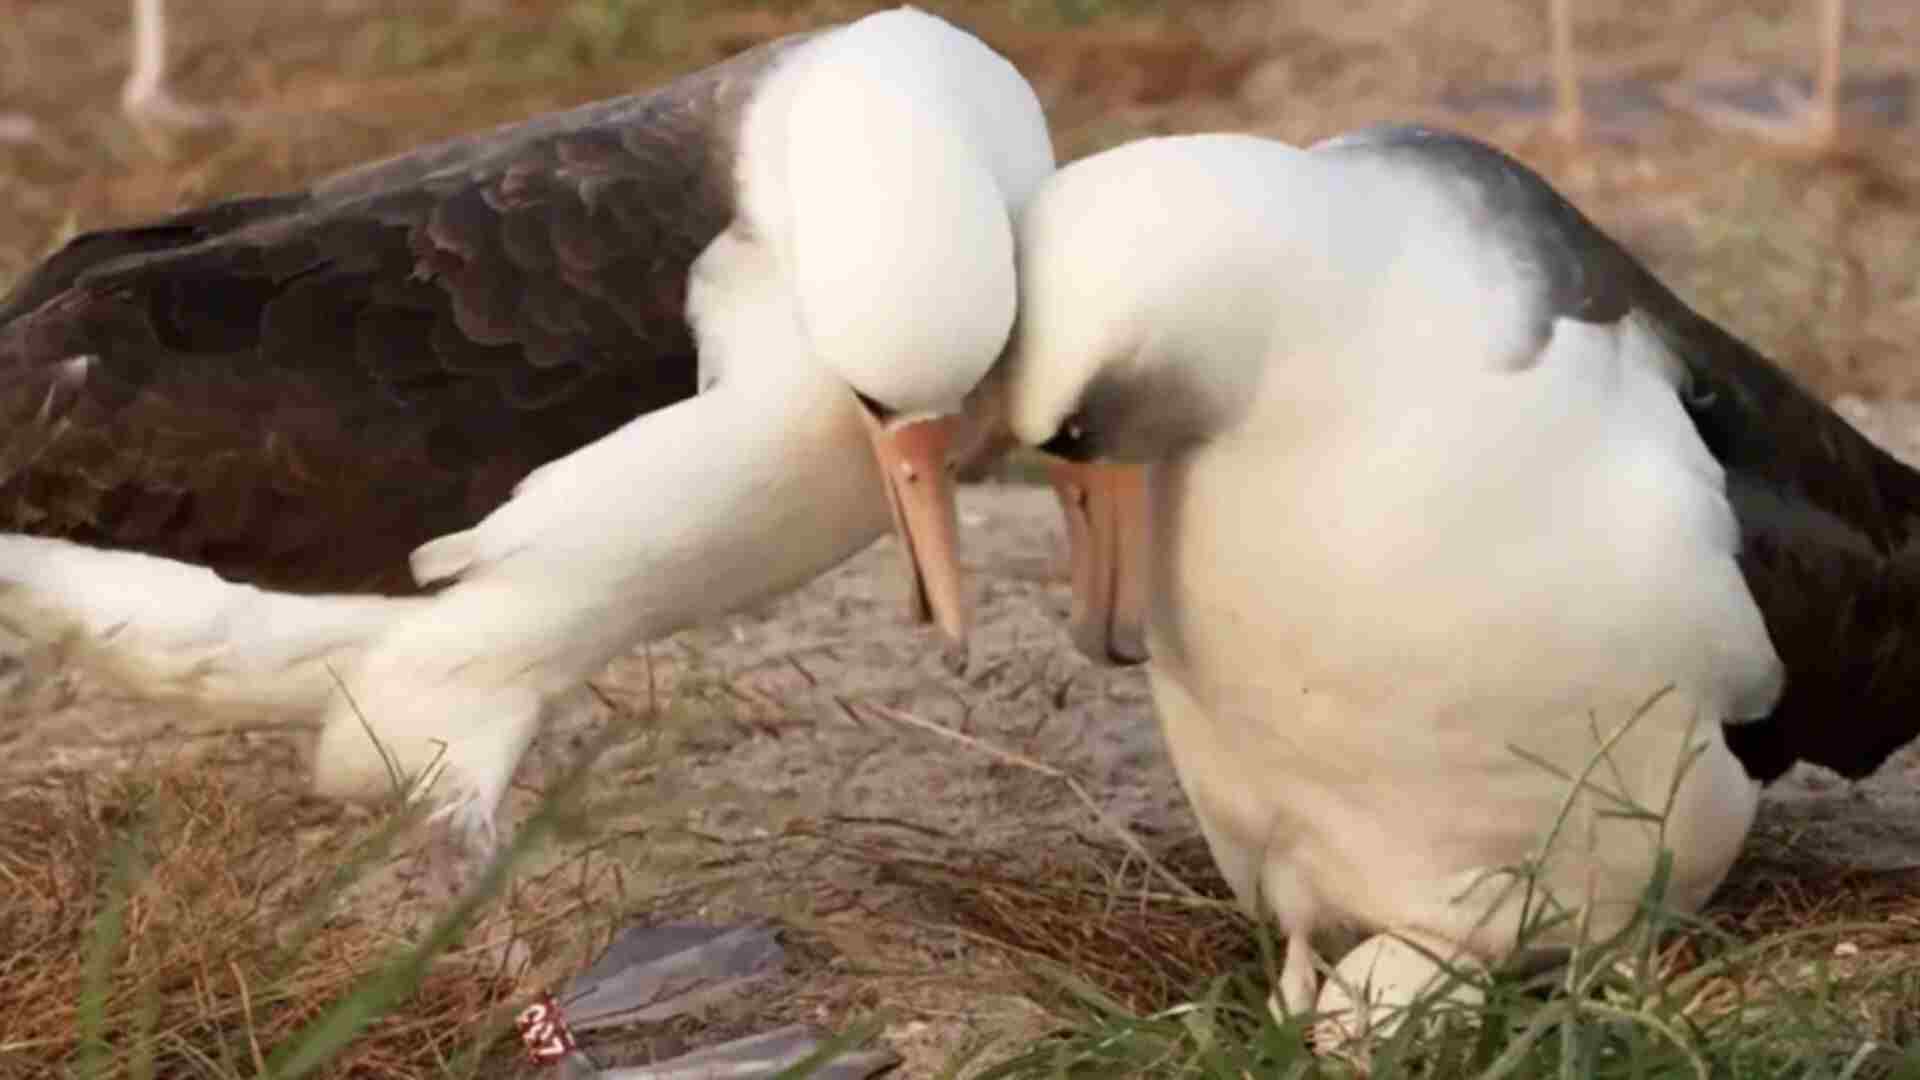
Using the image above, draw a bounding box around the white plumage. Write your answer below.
[1,8,1054,895]
[999,126,1920,1038]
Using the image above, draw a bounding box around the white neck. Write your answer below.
[410,376,885,693]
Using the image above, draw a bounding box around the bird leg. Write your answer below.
[1547,0,1584,142]
[1668,0,1847,150]
[1266,930,1323,1029]
[121,0,226,138]
[1437,0,1657,145]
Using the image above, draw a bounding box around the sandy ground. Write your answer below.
[11,462,1920,1071]
[0,483,1182,1071]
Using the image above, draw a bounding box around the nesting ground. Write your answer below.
[3,1,1920,1075]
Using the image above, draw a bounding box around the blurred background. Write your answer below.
[0,0,1915,405]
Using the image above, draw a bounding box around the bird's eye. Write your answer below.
[854,390,895,422]
[1037,413,1096,462]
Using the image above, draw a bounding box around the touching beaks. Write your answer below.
[859,405,972,664]
[1048,459,1150,666]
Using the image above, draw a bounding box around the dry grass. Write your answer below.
[914,834,1920,1076]
[0,769,501,1075]
[848,697,1920,1071]
[0,753,659,1078]
[0,702,675,1078]
[897,825,1920,1023]
[12,759,1920,1077]
[852,834,1254,1017]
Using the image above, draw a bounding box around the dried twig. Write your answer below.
[863,701,1212,905]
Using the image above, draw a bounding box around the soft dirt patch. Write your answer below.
[0,485,1187,1074]
[12,474,1920,1073]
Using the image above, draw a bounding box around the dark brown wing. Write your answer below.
[1639,279,1920,783]
[0,32,809,595]
[1330,125,1920,783]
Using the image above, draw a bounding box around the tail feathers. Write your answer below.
[0,535,417,714]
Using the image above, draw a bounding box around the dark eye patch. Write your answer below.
[1038,414,1097,461]
[853,390,895,421]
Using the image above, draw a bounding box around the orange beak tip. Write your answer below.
[862,407,972,652]
[1108,626,1150,667]
[1048,459,1151,668]
[1069,620,1147,668]
[937,639,970,677]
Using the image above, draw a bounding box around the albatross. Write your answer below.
[997,125,1920,1037]
[0,7,1053,894]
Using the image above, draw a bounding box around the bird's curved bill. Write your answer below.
[1048,459,1150,666]
[860,408,972,659]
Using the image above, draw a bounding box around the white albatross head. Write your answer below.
[741,7,1056,649]
[995,135,1314,664]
